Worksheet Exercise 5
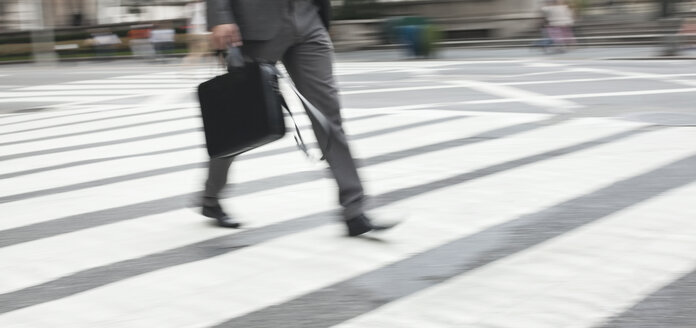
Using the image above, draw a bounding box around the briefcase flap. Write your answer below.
[198,63,285,158]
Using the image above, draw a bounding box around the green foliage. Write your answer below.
[421,24,443,58]
[570,0,589,14]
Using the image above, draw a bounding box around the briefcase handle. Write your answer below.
[225,46,245,70]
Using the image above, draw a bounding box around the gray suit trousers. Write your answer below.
[203,0,364,219]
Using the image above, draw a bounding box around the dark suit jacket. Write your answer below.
[206,0,331,41]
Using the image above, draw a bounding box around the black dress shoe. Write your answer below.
[202,204,241,228]
[345,214,397,237]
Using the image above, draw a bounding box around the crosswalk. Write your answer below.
[1,60,695,327]
[0,69,213,106]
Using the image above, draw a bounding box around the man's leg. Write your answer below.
[281,29,365,220]
[203,157,233,206]
[201,156,240,227]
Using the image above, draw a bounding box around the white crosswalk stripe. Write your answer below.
[333,134,696,328]
[0,70,210,105]
[0,61,695,328]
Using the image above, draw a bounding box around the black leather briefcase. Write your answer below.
[198,61,286,158]
[198,47,333,159]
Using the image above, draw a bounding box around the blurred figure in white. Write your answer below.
[542,0,576,52]
[183,0,211,64]
[150,23,176,61]
[532,3,554,53]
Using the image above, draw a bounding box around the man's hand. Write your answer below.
[211,24,243,49]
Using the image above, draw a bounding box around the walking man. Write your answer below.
[201,0,396,236]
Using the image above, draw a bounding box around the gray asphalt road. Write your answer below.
[0,48,695,327]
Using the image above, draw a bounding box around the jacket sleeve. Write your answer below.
[206,0,236,30]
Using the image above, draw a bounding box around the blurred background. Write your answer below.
[1,0,695,63]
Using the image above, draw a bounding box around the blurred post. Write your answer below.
[660,0,682,56]
[660,0,674,18]
[182,0,211,65]
[29,0,57,64]
[150,23,176,61]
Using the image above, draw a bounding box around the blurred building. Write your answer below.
[0,0,676,34]
[0,0,191,32]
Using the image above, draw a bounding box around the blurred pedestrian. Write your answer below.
[183,0,211,64]
[542,0,576,52]
[150,23,176,60]
[531,5,554,53]
[399,24,423,57]
[679,16,696,50]
[201,0,397,236]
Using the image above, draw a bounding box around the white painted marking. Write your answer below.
[416,87,696,107]
[64,94,190,108]
[446,80,582,113]
[0,110,470,231]
[0,105,135,126]
[500,75,696,86]
[0,110,482,293]
[0,90,179,97]
[343,103,450,112]
[0,131,206,187]
[0,107,194,144]
[0,104,191,135]
[0,110,449,197]
[0,68,208,107]
[340,85,463,95]
[335,179,696,328]
[0,178,337,295]
[558,88,696,100]
[503,70,575,78]
[525,62,567,68]
[61,70,186,75]
[0,116,200,156]
[21,84,197,91]
[0,96,133,103]
[576,67,696,89]
[1,123,693,327]
[333,60,527,76]
[65,79,205,84]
